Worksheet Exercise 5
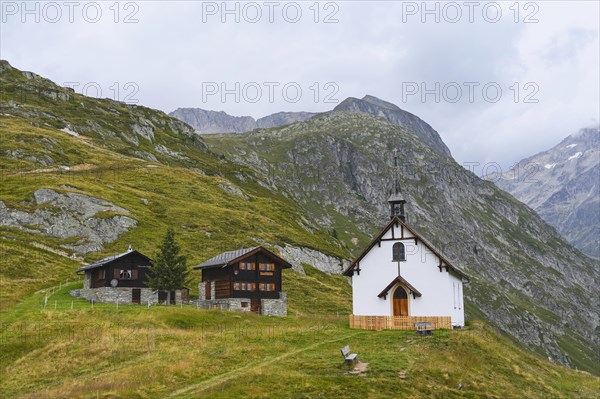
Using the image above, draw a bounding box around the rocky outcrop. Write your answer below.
[169,108,317,134]
[0,60,205,159]
[275,244,349,275]
[494,126,599,258]
[0,189,136,254]
[256,112,317,129]
[218,182,249,200]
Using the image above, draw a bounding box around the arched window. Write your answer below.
[392,242,406,261]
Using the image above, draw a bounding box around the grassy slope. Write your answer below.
[0,282,597,399]
[0,62,598,397]
[0,115,346,309]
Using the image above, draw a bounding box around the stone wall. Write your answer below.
[195,298,252,312]
[198,281,206,300]
[194,293,287,316]
[75,287,188,305]
[83,271,91,289]
[141,289,159,305]
[262,292,287,316]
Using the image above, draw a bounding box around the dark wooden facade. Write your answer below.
[88,251,152,289]
[200,250,287,301]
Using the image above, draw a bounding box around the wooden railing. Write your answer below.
[349,315,452,330]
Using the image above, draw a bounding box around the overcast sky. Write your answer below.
[1,1,598,170]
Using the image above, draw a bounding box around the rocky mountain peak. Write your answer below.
[334,95,452,158]
[361,94,401,111]
[494,125,599,257]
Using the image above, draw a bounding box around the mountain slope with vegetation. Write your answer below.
[0,59,345,309]
[204,111,599,374]
[0,60,598,397]
[333,95,452,157]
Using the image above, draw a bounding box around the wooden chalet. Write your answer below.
[75,247,189,305]
[194,246,291,315]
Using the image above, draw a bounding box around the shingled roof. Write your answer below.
[194,246,292,270]
[76,249,150,273]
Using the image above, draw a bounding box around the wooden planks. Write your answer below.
[349,315,452,330]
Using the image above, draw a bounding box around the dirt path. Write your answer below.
[168,332,360,398]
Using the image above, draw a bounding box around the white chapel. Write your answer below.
[343,157,469,329]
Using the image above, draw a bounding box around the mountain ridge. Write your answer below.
[494,126,599,258]
[170,94,452,158]
[168,107,318,134]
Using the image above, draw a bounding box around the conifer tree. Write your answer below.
[146,228,189,305]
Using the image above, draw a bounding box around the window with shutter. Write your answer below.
[119,270,132,280]
[259,263,275,271]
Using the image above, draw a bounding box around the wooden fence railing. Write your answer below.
[349,315,452,330]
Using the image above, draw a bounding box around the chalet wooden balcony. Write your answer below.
[349,315,452,330]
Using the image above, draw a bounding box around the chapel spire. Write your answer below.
[388,149,406,222]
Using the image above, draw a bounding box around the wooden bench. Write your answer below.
[414,321,434,336]
[340,345,358,364]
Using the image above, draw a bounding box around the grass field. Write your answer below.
[1,276,598,399]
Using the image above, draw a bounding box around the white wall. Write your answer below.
[352,222,465,326]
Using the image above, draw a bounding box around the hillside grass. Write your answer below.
[0,116,348,309]
[1,282,597,399]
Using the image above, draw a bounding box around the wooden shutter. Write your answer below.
[114,269,120,279]
[131,269,139,280]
